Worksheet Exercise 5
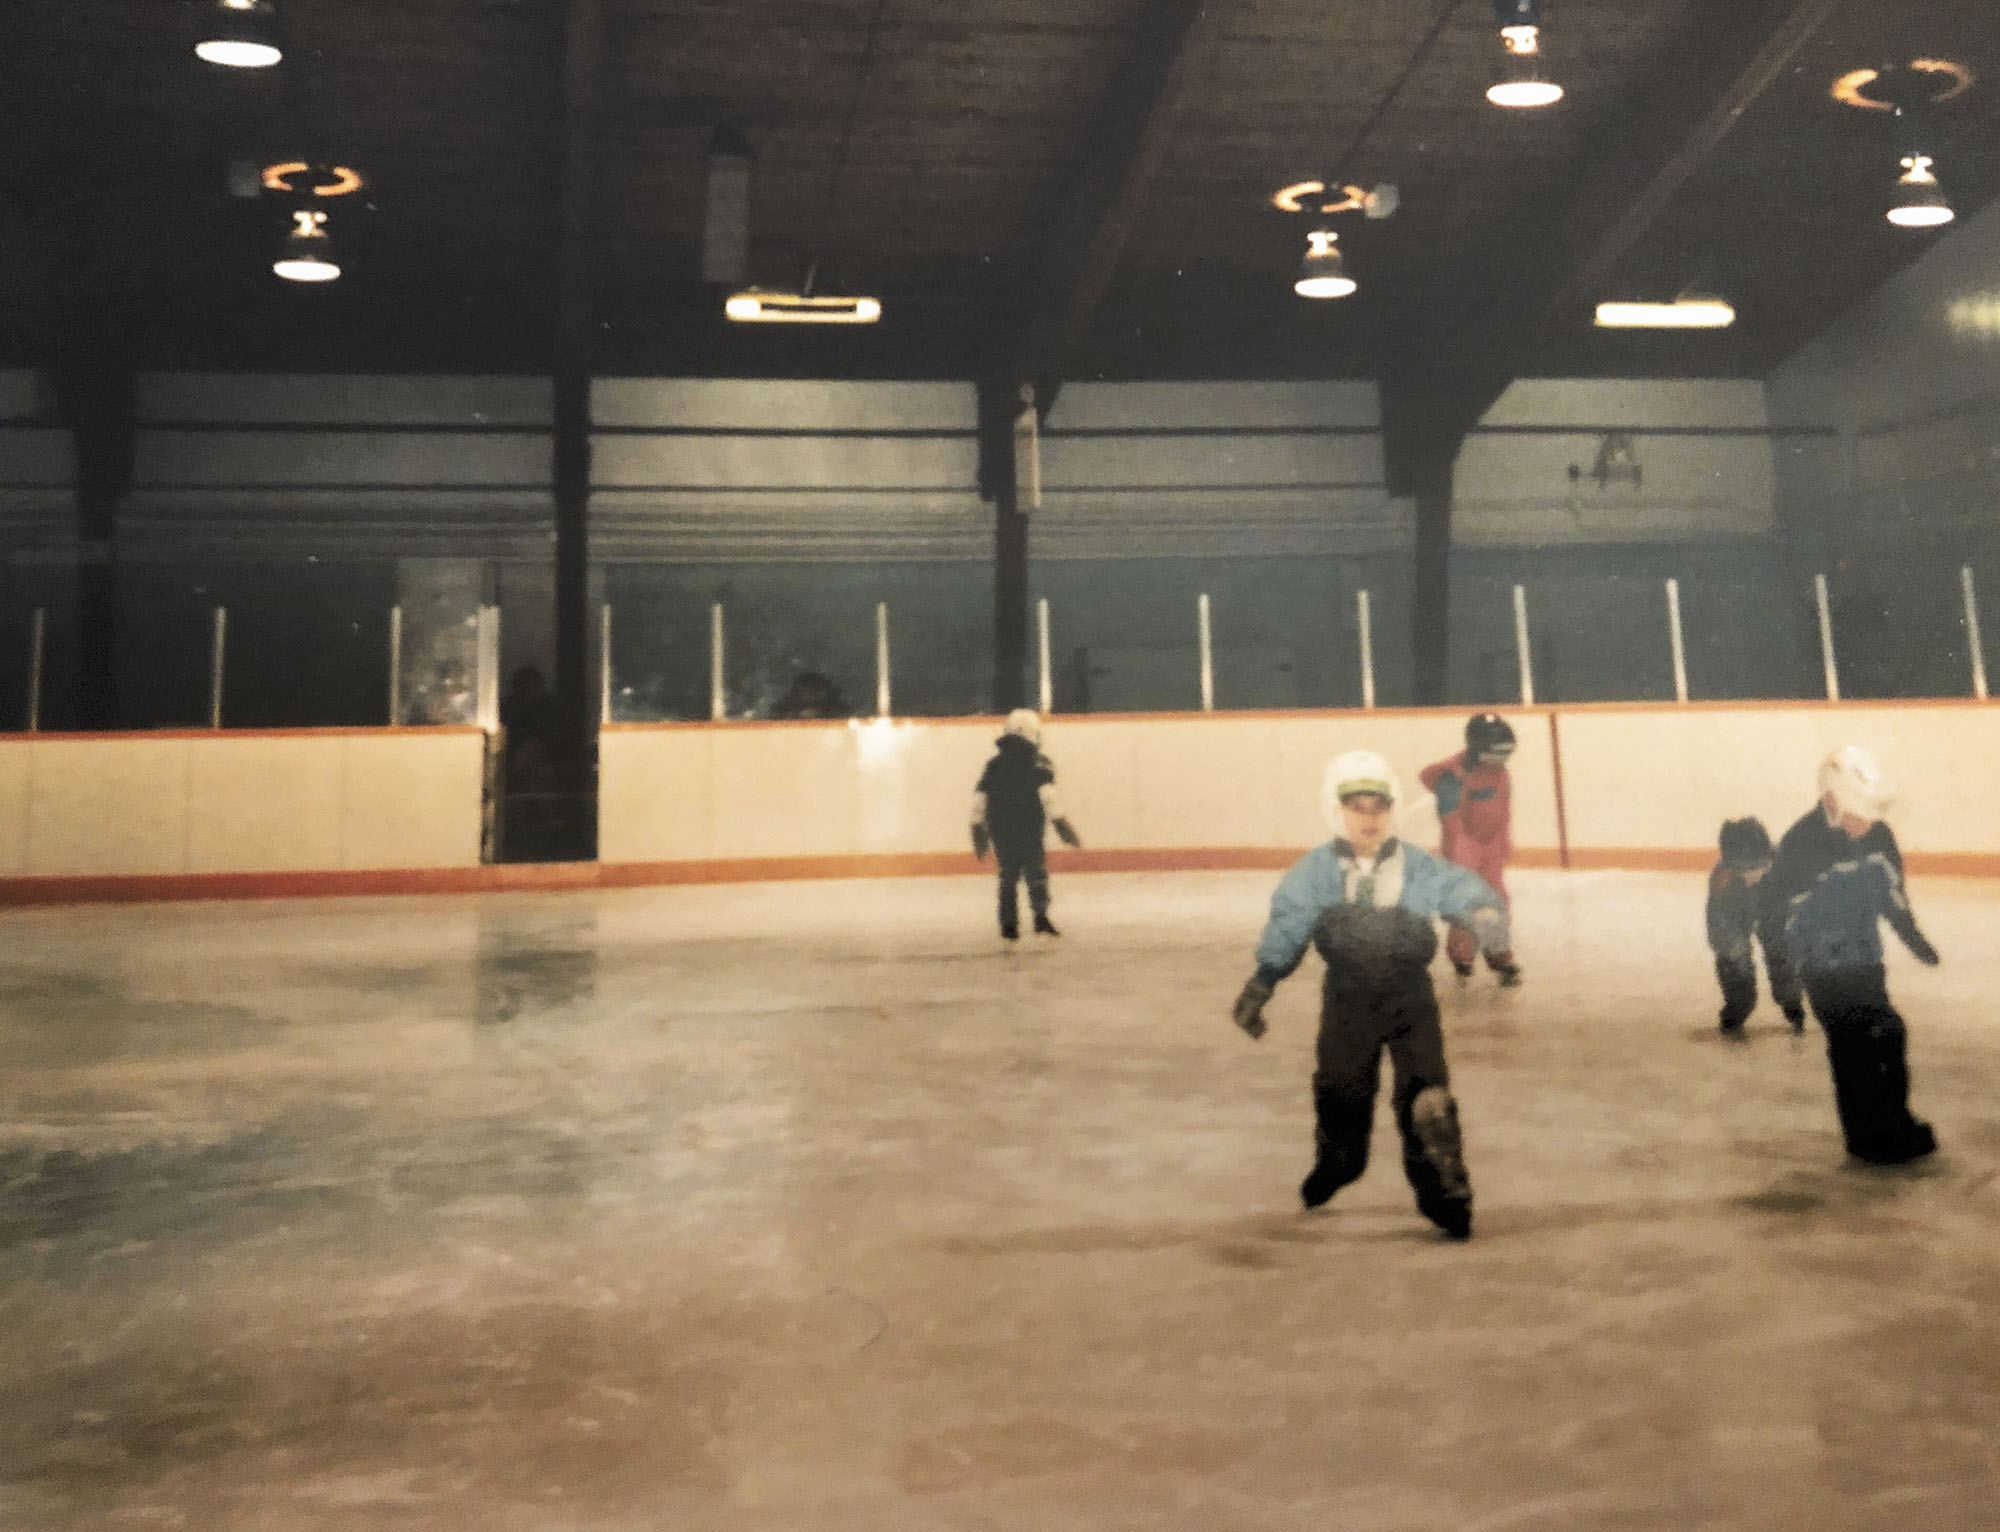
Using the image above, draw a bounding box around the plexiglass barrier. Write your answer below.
[0,554,1993,733]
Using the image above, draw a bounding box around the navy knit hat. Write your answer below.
[1718,817,1772,867]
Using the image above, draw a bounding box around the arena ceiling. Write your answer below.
[3,0,1998,397]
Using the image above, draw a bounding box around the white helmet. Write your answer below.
[1321,749,1400,829]
[1004,707,1042,744]
[1819,744,1893,820]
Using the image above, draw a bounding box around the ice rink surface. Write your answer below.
[2,867,1997,1531]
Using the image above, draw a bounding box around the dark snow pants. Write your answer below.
[1309,908,1471,1222]
[1802,965,1935,1162]
[994,841,1049,934]
[1715,912,1802,1027]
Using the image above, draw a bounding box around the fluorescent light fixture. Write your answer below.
[196,0,282,68]
[724,289,882,324]
[1294,229,1356,299]
[1594,298,1736,328]
[273,209,339,282]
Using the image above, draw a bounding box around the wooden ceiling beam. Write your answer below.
[992,0,1232,390]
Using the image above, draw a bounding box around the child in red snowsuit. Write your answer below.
[1419,712,1523,985]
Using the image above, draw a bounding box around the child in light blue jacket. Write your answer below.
[1231,750,1510,1239]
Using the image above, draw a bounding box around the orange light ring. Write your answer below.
[1271,180,1370,215]
[1830,59,1973,112]
[261,161,365,197]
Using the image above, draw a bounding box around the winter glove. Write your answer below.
[1433,770,1463,816]
[971,824,991,860]
[1231,975,1274,1040]
[1052,816,1081,848]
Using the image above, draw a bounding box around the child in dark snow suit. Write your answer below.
[970,708,1081,940]
[1419,712,1524,986]
[1230,751,1509,1240]
[1766,746,1941,1164]
[1706,816,1804,1034]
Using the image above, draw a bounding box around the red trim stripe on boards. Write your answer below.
[0,843,1988,909]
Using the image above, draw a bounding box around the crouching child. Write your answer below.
[1707,816,1805,1035]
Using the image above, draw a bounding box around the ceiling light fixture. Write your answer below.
[1294,230,1356,299]
[196,0,282,68]
[1270,181,1399,218]
[1887,153,1955,227]
[1830,59,1974,112]
[724,288,882,324]
[261,161,364,198]
[1486,0,1564,108]
[1594,297,1736,328]
[273,208,340,282]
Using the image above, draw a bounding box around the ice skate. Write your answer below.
[1033,914,1060,937]
[1426,1198,1473,1239]
[1854,1121,1937,1166]
[1451,960,1474,982]
[1718,1010,1747,1037]
[999,922,1019,942]
[1494,961,1523,988]
[1408,1086,1474,1238]
[1299,1162,1341,1210]
[1783,1006,1807,1034]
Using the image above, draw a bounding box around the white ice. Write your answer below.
[1,868,1996,1530]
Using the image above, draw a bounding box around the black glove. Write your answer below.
[971,824,991,860]
[1905,928,1941,966]
[1052,817,1081,848]
[1231,975,1273,1040]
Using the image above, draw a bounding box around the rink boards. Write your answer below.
[600,701,2000,880]
[0,702,1993,903]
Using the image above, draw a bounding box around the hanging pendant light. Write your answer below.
[1887,153,1955,228]
[196,0,282,68]
[1486,0,1564,108]
[1294,229,1356,299]
[273,208,340,282]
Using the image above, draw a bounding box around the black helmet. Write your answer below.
[1465,712,1516,761]
[1718,817,1773,868]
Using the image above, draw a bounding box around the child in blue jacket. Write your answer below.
[1230,750,1510,1239]
[1765,746,1940,1164]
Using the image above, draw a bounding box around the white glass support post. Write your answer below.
[599,603,613,726]
[1036,597,1052,714]
[473,605,502,732]
[24,606,44,731]
[709,602,725,721]
[1665,578,1689,703]
[1961,565,1988,701]
[1356,588,1376,710]
[387,605,403,725]
[1814,573,1840,702]
[1512,584,1535,706]
[1197,592,1215,712]
[874,601,891,718]
[208,606,228,729]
